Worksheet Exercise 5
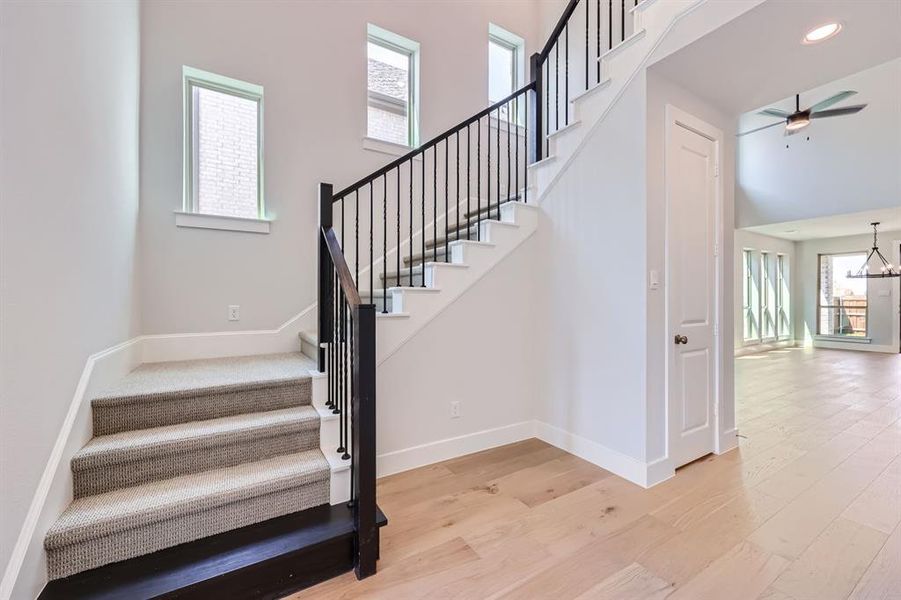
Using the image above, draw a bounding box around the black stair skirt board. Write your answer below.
[40,504,388,600]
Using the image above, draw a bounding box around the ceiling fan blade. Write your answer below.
[758,108,790,119]
[737,121,784,137]
[810,104,867,119]
[807,90,857,113]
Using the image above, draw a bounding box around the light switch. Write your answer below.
[649,270,660,290]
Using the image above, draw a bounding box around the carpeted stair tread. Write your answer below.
[73,406,320,471]
[93,352,316,404]
[46,450,329,551]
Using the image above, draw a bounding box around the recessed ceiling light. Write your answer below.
[803,22,842,44]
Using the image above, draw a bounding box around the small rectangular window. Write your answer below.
[489,24,524,122]
[817,253,868,337]
[367,25,419,147]
[742,249,759,342]
[776,254,790,339]
[183,66,263,220]
[761,253,776,340]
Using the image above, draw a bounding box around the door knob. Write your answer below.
[674,334,688,345]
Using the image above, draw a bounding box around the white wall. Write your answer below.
[139,0,541,335]
[733,230,796,353]
[377,236,539,474]
[0,0,140,588]
[533,74,649,464]
[645,69,737,465]
[796,230,901,353]
[737,58,901,228]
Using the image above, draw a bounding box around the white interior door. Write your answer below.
[667,117,718,469]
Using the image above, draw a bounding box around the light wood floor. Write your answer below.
[291,348,901,600]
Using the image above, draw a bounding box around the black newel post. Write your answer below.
[529,52,543,164]
[317,183,334,372]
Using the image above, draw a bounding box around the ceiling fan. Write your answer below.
[738,90,867,137]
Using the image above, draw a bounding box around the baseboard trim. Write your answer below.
[734,340,797,357]
[140,303,317,363]
[534,421,668,488]
[376,421,535,478]
[1,338,143,600]
[811,340,898,354]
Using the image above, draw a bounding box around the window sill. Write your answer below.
[362,137,421,159]
[175,211,272,234]
[814,335,871,344]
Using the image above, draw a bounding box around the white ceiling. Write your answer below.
[743,207,901,241]
[650,0,901,116]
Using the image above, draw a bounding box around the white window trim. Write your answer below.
[366,24,420,149]
[816,251,870,339]
[488,24,526,124]
[182,66,266,222]
[174,211,271,234]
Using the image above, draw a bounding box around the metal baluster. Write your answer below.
[477,118,481,241]
[555,42,559,131]
[585,0,589,91]
[496,107,500,220]
[396,169,400,288]
[345,307,353,461]
[421,150,425,286]
[609,0,612,50]
[382,176,387,313]
[621,0,625,42]
[336,284,344,453]
[455,131,460,241]
[524,94,529,204]
[354,190,359,288]
[497,100,513,206]
[565,24,569,126]
[433,145,437,263]
[466,124,471,240]
[545,60,549,145]
[369,182,373,302]
[444,139,449,260]
[342,297,350,460]
[487,114,491,224]
[597,0,601,83]
[408,159,413,285]
[332,275,339,416]
[514,95,519,203]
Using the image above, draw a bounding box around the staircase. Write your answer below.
[40,353,386,598]
[36,0,724,596]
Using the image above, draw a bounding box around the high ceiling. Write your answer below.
[650,0,901,116]
[744,207,901,241]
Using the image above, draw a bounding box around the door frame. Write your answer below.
[663,104,732,467]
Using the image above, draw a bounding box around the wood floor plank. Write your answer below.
[769,518,887,600]
[284,348,900,600]
[667,540,789,600]
[573,562,673,600]
[849,522,901,600]
[842,454,901,535]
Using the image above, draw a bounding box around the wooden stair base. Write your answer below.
[39,504,387,600]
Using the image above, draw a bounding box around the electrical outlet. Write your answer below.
[450,401,461,419]
[228,305,240,321]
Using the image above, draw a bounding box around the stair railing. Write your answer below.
[533,0,640,159]
[318,182,378,577]
[315,0,643,580]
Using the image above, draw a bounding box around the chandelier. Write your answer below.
[847,222,899,279]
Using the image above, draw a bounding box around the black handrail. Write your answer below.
[539,0,582,61]
[334,82,536,200]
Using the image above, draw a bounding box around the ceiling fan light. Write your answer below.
[803,22,842,44]
[785,113,810,131]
